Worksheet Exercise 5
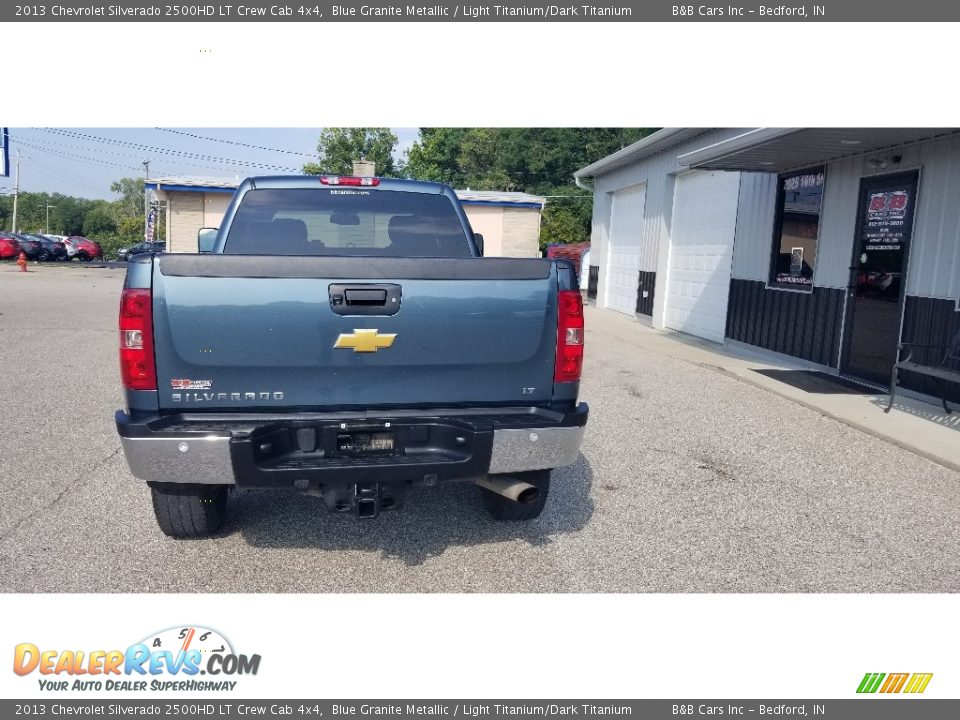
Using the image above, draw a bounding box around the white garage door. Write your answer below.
[605,185,647,315]
[664,171,741,343]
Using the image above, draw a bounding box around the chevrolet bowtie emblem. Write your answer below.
[334,329,397,353]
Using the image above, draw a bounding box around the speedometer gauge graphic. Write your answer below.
[138,626,234,657]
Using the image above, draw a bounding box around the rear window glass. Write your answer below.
[223,188,472,258]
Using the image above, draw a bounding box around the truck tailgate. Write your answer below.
[152,255,558,411]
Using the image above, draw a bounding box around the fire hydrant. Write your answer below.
[16,250,28,272]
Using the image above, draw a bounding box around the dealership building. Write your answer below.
[575,128,960,403]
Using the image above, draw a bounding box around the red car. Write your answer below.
[0,233,21,259]
[65,236,103,261]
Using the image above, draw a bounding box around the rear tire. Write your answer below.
[480,470,551,521]
[149,482,228,538]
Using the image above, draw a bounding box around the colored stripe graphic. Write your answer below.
[857,672,932,694]
[904,673,933,694]
[857,673,885,693]
[880,673,909,693]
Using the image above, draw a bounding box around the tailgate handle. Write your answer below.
[345,289,387,306]
[329,284,402,316]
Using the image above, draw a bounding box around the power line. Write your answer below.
[11,136,147,171]
[12,139,143,172]
[12,134,261,178]
[155,127,320,158]
[34,128,300,172]
[20,154,108,196]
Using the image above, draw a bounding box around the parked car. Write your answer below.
[64,236,103,261]
[23,233,68,261]
[62,237,81,259]
[11,234,42,260]
[0,233,21,259]
[117,241,165,261]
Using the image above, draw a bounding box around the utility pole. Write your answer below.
[46,204,56,234]
[11,150,20,233]
[143,160,150,242]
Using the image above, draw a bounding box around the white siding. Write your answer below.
[168,192,204,254]
[801,133,960,295]
[731,172,778,282]
[464,206,504,256]
[591,128,751,326]
[895,135,960,301]
[463,205,541,258]
[203,193,232,228]
[591,128,960,333]
[500,207,541,257]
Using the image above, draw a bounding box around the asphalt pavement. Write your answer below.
[2,262,959,592]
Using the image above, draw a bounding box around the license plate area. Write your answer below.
[245,418,482,471]
[335,430,396,456]
[233,417,496,487]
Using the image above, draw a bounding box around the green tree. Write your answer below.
[457,129,515,190]
[110,177,145,219]
[9,192,47,232]
[405,127,656,193]
[55,196,90,235]
[539,204,586,250]
[404,128,470,184]
[538,185,596,249]
[108,177,148,248]
[83,201,118,236]
[302,128,399,177]
[405,127,656,247]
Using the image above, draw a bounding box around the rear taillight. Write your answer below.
[554,290,584,383]
[319,175,380,187]
[119,288,156,391]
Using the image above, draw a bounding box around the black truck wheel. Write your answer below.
[479,470,551,521]
[149,482,228,538]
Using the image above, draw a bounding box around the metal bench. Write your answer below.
[886,327,960,414]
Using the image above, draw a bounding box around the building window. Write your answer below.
[769,167,825,289]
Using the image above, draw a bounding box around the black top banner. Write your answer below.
[5,1,959,22]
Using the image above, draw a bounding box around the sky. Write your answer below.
[0,128,420,200]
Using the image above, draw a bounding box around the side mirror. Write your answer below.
[198,227,218,254]
[474,233,484,256]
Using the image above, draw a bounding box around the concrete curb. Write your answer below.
[585,306,960,476]
[707,364,960,475]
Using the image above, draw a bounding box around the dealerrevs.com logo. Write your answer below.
[13,626,261,693]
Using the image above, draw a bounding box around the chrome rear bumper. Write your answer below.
[117,406,588,486]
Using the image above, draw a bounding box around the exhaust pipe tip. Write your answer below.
[516,486,540,504]
[476,476,540,504]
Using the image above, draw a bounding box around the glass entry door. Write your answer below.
[842,171,919,385]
